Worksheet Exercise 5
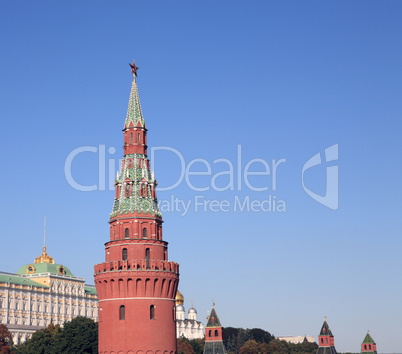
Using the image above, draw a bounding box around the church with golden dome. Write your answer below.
[175,289,204,339]
[0,246,98,344]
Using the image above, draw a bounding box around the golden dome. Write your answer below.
[175,290,184,305]
[34,246,55,264]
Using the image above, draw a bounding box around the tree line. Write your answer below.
[1,321,318,353]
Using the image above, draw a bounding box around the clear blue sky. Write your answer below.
[1,1,401,352]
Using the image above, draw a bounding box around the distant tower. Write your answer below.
[317,318,337,354]
[94,63,180,353]
[361,331,377,354]
[203,304,226,354]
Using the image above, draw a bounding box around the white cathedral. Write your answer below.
[175,290,204,339]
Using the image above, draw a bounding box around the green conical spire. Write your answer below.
[362,332,375,344]
[111,64,160,218]
[124,74,145,128]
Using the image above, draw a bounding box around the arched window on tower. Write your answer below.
[142,228,147,239]
[122,248,127,261]
[209,330,212,337]
[125,183,131,197]
[125,228,129,238]
[138,132,141,142]
[130,132,133,142]
[150,305,155,320]
[215,330,218,337]
[140,183,147,197]
[119,305,125,320]
[146,248,150,269]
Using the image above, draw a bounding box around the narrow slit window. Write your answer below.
[125,228,129,238]
[122,248,127,261]
[142,228,147,238]
[146,248,150,269]
[119,305,125,320]
[150,305,155,319]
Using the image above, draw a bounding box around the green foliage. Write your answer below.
[189,338,205,354]
[223,327,274,353]
[17,323,61,354]
[223,330,316,354]
[266,338,318,354]
[17,317,97,354]
[54,316,98,353]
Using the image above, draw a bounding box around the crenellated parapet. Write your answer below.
[94,259,179,274]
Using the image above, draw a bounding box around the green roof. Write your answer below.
[17,263,74,277]
[0,273,47,288]
[85,286,97,295]
[362,332,376,344]
[206,307,222,327]
[124,76,145,128]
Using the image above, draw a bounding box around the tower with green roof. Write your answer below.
[361,331,377,354]
[203,304,226,354]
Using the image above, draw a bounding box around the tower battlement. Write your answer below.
[94,259,179,274]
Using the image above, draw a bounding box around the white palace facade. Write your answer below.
[0,246,98,344]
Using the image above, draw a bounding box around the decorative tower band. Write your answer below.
[94,63,180,354]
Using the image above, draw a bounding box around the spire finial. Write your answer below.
[324,316,327,321]
[212,300,215,308]
[129,60,139,77]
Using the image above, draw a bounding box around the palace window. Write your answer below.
[122,248,128,261]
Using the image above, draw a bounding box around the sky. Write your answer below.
[0,0,401,352]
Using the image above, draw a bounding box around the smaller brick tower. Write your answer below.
[203,304,226,354]
[316,318,337,354]
[361,331,377,354]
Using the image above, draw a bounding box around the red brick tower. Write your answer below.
[316,317,337,354]
[94,63,179,354]
[203,304,226,354]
